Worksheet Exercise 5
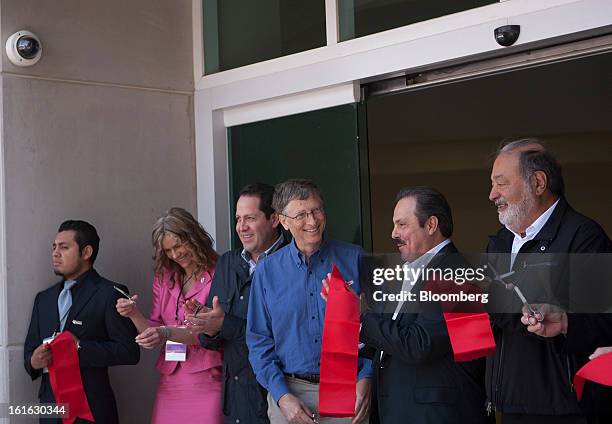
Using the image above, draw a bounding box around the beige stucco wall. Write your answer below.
[0,1,196,422]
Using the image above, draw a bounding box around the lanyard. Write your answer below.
[175,277,185,324]
[174,279,187,325]
[175,271,198,323]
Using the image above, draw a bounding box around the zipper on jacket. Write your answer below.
[566,354,574,392]
[494,332,505,408]
[486,401,493,416]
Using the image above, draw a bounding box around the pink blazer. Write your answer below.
[149,267,223,375]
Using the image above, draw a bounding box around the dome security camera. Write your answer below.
[494,25,520,47]
[6,30,42,66]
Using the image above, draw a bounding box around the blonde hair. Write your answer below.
[152,207,218,282]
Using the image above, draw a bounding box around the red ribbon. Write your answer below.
[443,312,496,362]
[319,264,360,417]
[574,352,612,401]
[49,332,95,423]
[424,278,496,362]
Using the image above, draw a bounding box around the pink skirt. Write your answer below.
[151,364,223,424]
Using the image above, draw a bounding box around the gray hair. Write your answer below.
[496,137,565,197]
[273,179,323,214]
[497,137,546,155]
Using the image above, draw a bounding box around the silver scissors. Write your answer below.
[184,300,210,326]
[113,285,136,303]
[193,303,204,315]
[486,262,544,323]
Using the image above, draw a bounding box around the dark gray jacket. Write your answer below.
[200,237,287,424]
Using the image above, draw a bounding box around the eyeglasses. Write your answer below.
[281,207,324,222]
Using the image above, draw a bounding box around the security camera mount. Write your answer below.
[494,25,521,47]
[6,30,42,66]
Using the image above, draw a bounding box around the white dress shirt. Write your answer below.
[392,238,452,320]
[508,199,559,270]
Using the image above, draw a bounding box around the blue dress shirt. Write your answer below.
[247,237,373,402]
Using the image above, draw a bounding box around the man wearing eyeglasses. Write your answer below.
[247,179,372,424]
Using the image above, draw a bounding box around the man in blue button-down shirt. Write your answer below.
[247,179,372,424]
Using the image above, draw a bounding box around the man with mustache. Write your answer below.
[485,138,612,424]
[358,186,490,424]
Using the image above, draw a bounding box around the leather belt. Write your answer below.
[285,373,320,384]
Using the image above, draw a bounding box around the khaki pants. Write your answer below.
[268,376,351,424]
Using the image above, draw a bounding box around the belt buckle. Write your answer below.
[301,374,319,384]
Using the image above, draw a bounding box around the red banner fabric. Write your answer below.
[49,332,95,423]
[574,352,612,401]
[319,264,360,418]
[443,312,496,362]
[423,278,496,362]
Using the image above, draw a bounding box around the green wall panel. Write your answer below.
[228,103,371,250]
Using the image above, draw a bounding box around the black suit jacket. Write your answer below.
[485,196,612,416]
[24,269,140,424]
[360,242,490,424]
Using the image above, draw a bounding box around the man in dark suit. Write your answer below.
[359,187,490,424]
[24,220,140,423]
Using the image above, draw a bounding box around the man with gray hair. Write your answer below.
[486,138,612,423]
[247,179,372,424]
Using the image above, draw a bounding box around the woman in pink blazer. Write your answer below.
[116,207,222,424]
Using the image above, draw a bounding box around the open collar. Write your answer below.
[489,197,568,249]
[289,235,329,268]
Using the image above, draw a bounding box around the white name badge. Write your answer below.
[42,334,57,373]
[165,340,187,362]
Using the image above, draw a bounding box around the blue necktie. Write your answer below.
[58,280,77,331]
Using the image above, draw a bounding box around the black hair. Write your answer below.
[58,220,100,264]
[395,186,453,238]
[238,182,276,219]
